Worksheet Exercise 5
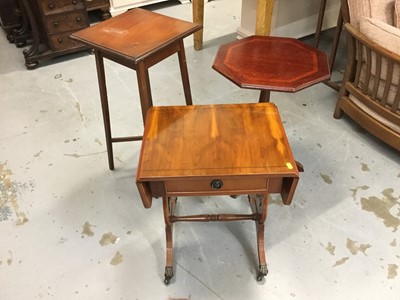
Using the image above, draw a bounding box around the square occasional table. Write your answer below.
[136,103,300,284]
[70,8,202,170]
[213,36,330,102]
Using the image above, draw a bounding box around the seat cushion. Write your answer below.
[347,0,396,28]
[350,17,400,133]
[358,17,400,104]
[395,0,400,28]
[359,17,400,55]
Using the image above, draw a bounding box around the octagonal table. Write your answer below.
[212,36,330,102]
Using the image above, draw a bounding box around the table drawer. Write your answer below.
[166,177,282,195]
[39,0,84,15]
[48,31,84,51]
[45,12,87,34]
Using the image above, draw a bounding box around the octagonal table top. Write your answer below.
[212,36,330,92]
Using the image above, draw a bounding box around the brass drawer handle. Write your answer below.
[210,179,223,190]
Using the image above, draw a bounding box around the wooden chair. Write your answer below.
[334,0,400,151]
[314,0,344,91]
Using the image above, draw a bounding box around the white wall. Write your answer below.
[237,0,341,38]
[110,0,170,15]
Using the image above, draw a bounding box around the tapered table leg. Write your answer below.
[177,40,193,106]
[256,221,268,281]
[249,194,269,281]
[163,197,176,285]
[314,0,327,48]
[136,61,153,124]
[95,51,114,170]
[164,224,173,284]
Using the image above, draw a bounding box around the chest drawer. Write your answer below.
[48,31,85,51]
[39,0,84,15]
[44,11,87,34]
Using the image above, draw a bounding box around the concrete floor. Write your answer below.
[1,1,400,299]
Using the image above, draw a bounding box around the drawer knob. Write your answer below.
[72,0,77,4]
[53,21,59,27]
[210,179,223,190]
[48,3,54,9]
[57,38,63,43]
[76,17,81,22]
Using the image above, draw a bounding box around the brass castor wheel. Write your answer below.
[164,267,173,285]
[256,265,268,281]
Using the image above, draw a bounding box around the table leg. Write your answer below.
[249,194,269,281]
[322,4,344,92]
[163,196,177,285]
[94,50,114,170]
[314,0,327,48]
[296,161,304,173]
[136,61,153,124]
[328,8,343,73]
[192,0,204,51]
[259,90,270,102]
[177,40,193,106]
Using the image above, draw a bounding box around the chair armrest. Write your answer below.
[345,18,400,62]
[343,21,400,124]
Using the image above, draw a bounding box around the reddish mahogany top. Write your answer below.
[212,36,330,92]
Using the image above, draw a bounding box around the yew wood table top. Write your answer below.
[136,103,299,208]
[136,102,300,284]
[212,36,330,101]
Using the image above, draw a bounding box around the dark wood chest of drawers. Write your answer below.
[0,0,22,42]
[12,0,110,68]
[34,0,89,51]
[85,0,110,19]
[0,0,20,29]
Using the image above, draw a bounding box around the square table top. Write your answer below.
[136,103,299,181]
[69,8,202,63]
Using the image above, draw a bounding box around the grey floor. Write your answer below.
[1,1,400,299]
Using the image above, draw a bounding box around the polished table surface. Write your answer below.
[137,103,299,204]
[213,36,330,102]
[70,8,201,63]
[136,103,300,284]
